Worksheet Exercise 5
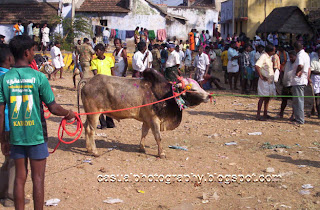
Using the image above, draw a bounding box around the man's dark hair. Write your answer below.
[114,38,122,44]
[94,43,105,52]
[265,44,275,53]
[9,35,34,60]
[293,42,303,51]
[0,44,12,65]
[83,38,89,43]
[205,46,210,50]
[137,41,146,51]
[106,28,109,30]
[230,41,236,45]
[257,44,264,49]
[154,44,159,48]
[18,20,22,24]
[244,44,251,50]
[288,50,297,56]
[54,41,60,45]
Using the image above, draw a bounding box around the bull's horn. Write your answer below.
[176,83,183,88]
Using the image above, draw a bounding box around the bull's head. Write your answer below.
[176,78,210,107]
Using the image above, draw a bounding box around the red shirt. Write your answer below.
[29,59,39,71]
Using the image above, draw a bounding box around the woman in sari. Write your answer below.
[188,29,195,51]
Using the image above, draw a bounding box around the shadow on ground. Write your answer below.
[267,154,320,169]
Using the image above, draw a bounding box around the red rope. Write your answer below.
[49,89,187,154]
[43,102,51,119]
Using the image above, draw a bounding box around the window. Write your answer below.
[100,20,107,26]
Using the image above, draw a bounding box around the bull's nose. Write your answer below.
[204,94,211,103]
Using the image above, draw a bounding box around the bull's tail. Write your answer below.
[77,79,88,115]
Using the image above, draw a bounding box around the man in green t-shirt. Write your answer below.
[0,35,75,210]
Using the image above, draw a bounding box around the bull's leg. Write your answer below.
[139,122,149,153]
[150,120,165,158]
[85,114,100,156]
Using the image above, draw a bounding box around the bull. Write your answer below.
[79,69,210,158]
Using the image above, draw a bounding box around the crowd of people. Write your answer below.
[12,20,51,52]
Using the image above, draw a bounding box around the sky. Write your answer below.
[149,0,183,6]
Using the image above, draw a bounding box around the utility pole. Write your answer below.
[72,0,76,20]
[264,0,266,34]
[232,0,235,35]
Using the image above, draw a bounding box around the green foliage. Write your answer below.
[50,15,92,51]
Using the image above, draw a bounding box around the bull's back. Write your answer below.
[81,75,155,120]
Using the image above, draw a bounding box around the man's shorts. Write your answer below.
[103,36,109,44]
[10,142,49,160]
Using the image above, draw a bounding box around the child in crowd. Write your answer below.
[221,45,229,84]
[279,50,296,119]
[0,44,16,208]
[91,43,115,129]
[184,45,192,77]
[193,45,209,87]
[68,46,83,89]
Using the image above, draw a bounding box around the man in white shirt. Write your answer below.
[310,47,320,118]
[41,23,50,52]
[227,41,240,90]
[279,50,296,119]
[193,45,210,85]
[50,41,65,80]
[27,21,33,39]
[267,33,274,45]
[175,45,184,69]
[103,28,110,48]
[255,44,276,121]
[291,42,311,125]
[164,44,180,82]
[132,41,149,78]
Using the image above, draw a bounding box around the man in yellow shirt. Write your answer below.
[221,46,229,84]
[91,44,114,76]
[91,43,115,128]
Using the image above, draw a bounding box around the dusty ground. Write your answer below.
[1,70,320,210]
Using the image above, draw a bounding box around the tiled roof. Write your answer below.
[256,6,313,34]
[192,0,215,7]
[77,0,130,13]
[0,2,59,24]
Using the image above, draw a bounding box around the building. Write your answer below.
[0,0,61,42]
[221,0,320,39]
[0,0,80,42]
[76,0,218,40]
[148,0,183,6]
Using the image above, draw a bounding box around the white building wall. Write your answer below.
[77,0,218,41]
[0,25,15,43]
[80,0,166,31]
[167,7,218,39]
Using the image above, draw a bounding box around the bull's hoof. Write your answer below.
[139,147,146,153]
[159,153,166,159]
[92,152,100,157]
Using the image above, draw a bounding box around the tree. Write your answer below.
[50,15,92,51]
